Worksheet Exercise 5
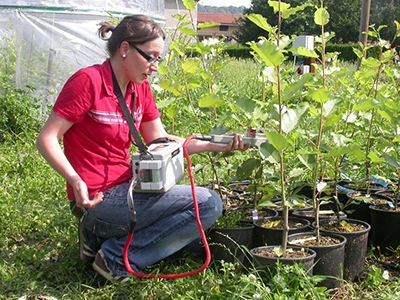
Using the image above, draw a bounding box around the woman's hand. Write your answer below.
[72,176,103,209]
[211,133,251,153]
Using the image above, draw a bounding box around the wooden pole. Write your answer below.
[357,0,371,70]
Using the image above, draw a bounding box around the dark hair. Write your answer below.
[97,15,165,56]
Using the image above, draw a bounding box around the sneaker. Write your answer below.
[93,249,130,283]
[78,220,96,263]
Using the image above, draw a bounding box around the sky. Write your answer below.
[199,0,252,8]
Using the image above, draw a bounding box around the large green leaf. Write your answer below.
[314,8,330,26]
[323,99,339,117]
[290,47,319,58]
[325,145,360,159]
[246,14,272,33]
[353,98,378,111]
[264,131,287,152]
[250,40,285,67]
[269,1,290,14]
[384,154,400,169]
[179,26,197,37]
[237,158,261,180]
[181,58,201,74]
[182,0,196,10]
[282,73,313,100]
[158,78,182,96]
[281,105,309,134]
[308,87,330,104]
[368,152,385,163]
[198,22,220,29]
[198,94,224,108]
[260,141,280,164]
[235,97,258,113]
[297,153,316,170]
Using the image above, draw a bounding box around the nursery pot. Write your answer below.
[317,218,371,281]
[288,232,347,289]
[250,245,316,275]
[370,204,400,255]
[253,216,311,247]
[208,221,254,267]
[292,210,347,224]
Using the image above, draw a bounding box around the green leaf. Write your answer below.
[323,99,338,117]
[260,141,280,164]
[273,245,285,257]
[197,22,220,29]
[282,73,313,100]
[380,49,395,63]
[181,58,201,73]
[384,154,400,169]
[317,181,328,193]
[361,57,381,68]
[314,8,330,26]
[352,47,364,59]
[325,145,360,159]
[182,0,196,10]
[367,152,385,163]
[198,94,224,108]
[235,97,258,113]
[269,1,291,13]
[237,159,261,180]
[262,66,278,84]
[264,131,287,152]
[288,167,307,178]
[158,78,182,96]
[308,87,330,104]
[281,105,309,134]
[246,14,272,32]
[179,26,197,37]
[353,98,378,111]
[290,47,319,58]
[250,40,285,67]
[297,154,316,170]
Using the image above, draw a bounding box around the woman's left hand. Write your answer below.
[212,134,251,153]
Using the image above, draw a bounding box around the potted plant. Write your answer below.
[243,1,317,273]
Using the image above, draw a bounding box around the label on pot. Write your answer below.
[340,220,354,232]
[370,176,389,188]
[252,209,258,222]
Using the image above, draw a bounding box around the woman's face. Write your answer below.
[122,37,164,85]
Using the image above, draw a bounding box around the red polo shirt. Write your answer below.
[53,59,160,201]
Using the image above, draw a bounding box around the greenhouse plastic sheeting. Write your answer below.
[0,0,165,104]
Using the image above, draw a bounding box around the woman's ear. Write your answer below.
[119,41,130,58]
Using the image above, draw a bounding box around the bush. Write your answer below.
[0,75,43,143]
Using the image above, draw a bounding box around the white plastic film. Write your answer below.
[0,0,165,104]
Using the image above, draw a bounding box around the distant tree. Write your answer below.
[369,0,400,46]
[323,0,362,43]
[237,0,365,44]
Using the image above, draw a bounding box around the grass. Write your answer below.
[1,58,400,299]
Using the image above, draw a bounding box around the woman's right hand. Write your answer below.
[72,177,103,209]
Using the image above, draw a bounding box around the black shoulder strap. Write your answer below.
[110,63,148,153]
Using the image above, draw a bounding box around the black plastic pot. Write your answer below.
[317,218,371,281]
[292,210,347,224]
[288,232,347,289]
[250,245,316,275]
[370,204,400,255]
[253,216,311,247]
[208,221,254,268]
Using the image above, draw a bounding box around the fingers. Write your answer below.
[73,179,103,209]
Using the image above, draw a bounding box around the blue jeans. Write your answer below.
[81,183,222,277]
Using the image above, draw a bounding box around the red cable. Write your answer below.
[123,135,211,279]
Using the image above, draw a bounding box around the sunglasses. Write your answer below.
[129,43,162,64]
